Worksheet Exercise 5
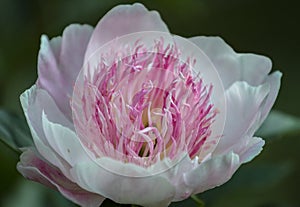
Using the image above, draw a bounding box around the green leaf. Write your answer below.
[2,180,77,207]
[199,162,293,207]
[2,180,45,207]
[0,109,33,153]
[256,110,300,138]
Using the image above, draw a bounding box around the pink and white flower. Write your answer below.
[17,3,282,207]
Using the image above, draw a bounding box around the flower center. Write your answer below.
[72,36,218,167]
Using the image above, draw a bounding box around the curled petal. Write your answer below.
[237,137,265,163]
[20,85,74,179]
[17,148,105,207]
[41,111,93,167]
[21,85,73,135]
[258,71,282,125]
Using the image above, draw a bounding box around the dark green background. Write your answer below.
[0,0,299,207]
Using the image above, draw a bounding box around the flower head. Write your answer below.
[17,3,281,207]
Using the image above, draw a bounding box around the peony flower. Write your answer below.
[17,3,282,207]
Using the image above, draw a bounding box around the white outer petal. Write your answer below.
[70,157,176,207]
[20,85,81,181]
[182,152,240,195]
[215,81,270,155]
[188,36,272,89]
[84,3,169,63]
[238,53,272,86]
[41,111,93,167]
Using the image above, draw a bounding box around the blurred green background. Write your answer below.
[0,0,299,207]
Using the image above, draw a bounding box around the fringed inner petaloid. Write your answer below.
[72,39,217,167]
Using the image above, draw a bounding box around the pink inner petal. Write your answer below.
[72,37,217,167]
